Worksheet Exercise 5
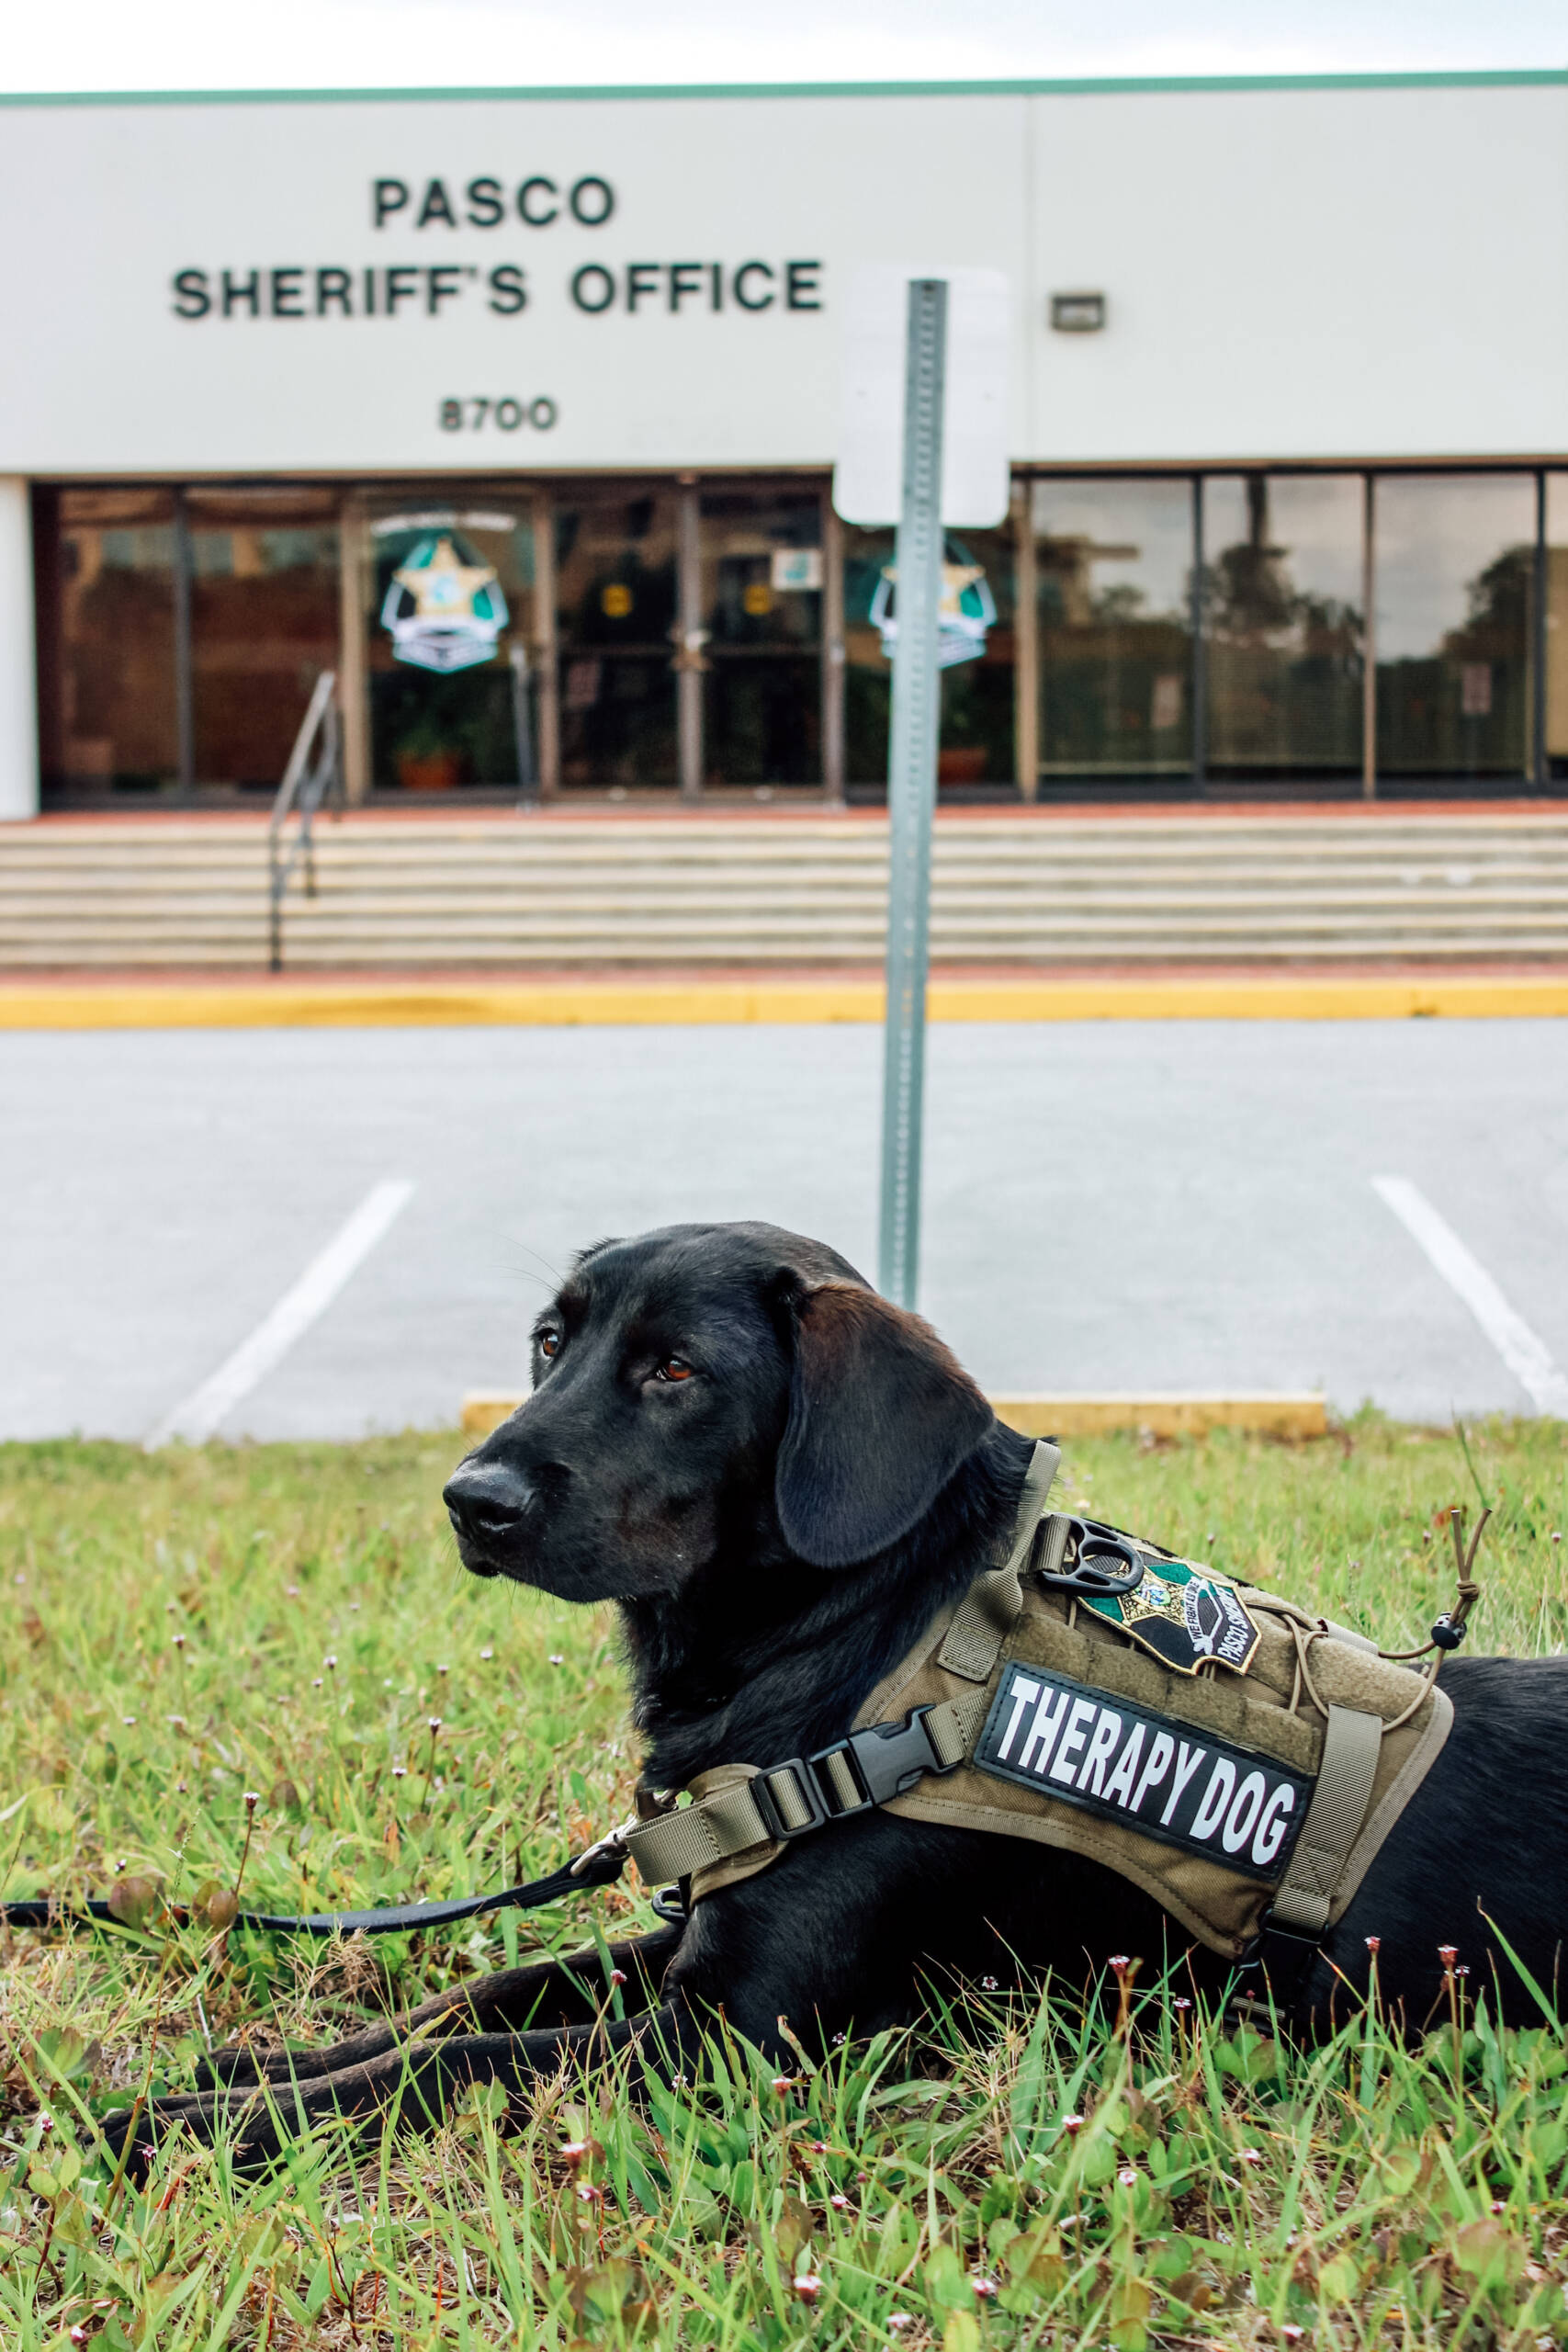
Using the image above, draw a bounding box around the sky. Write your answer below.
[4,0,1565,96]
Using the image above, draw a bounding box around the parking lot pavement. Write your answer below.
[3,1019,1566,1444]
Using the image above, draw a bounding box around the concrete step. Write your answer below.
[6,810,1568,968]
[9,818,1568,865]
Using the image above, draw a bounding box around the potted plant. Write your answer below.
[394,707,465,792]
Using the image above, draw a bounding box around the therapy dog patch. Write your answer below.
[1083,1557,1260,1677]
[975,1662,1311,1879]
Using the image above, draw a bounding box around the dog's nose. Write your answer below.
[444,1460,534,1545]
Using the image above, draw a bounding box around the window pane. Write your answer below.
[49,488,177,793]
[1375,474,1534,778]
[700,486,821,786]
[555,488,679,788]
[187,487,339,790]
[1033,480,1192,777]
[1204,475,1363,776]
[367,496,536,791]
[842,521,1015,789]
[1546,474,1568,783]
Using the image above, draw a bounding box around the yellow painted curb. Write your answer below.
[991,1395,1329,1440]
[2,976,1566,1030]
[460,1390,1328,1442]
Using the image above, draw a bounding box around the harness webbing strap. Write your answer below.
[616,1775,776,1881]
[1269,1703,1383,1933]
[935,1442,1059,1683]
[935,1568,1022,1682]
[925,1689,991,1765]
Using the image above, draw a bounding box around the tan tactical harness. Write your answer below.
[596,1444,1454,1962]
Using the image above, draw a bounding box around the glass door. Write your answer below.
[186,487,340,790]
[43,488,178,797]
[1373,475,1535,780]
[1202,475,1364,782]
[552,485,679,789]
[1032,479,1194,782]
[367,495,536,792]
[699,486,823,786]
[841,518,1016,790]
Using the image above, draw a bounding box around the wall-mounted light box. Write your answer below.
[1050,292,1107,334]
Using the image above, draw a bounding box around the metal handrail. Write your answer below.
[268,670,342,971]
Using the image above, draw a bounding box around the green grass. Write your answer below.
[2,1418,1567,2349]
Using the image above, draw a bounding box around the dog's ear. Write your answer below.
[774,1280,994,1567]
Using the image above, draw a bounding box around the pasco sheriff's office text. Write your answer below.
[170,175,824,324]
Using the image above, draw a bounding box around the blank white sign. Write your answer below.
[833,266,1011,528]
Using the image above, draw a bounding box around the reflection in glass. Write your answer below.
[1546,475,1568,782]
[1374,475,1534,777]
[842,522,1015,787]
[700,488,821,785]
[1204,476,1363,777]
[186,488,339,789]
[42,488,177,794]
[554,488,679,788]
[1033,481,1192,777]
[367,499,536,790]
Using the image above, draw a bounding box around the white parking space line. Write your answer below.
[145,1179,417,1449]
[1371,1174,1568,1418]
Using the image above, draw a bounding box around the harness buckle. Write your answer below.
[821,1706,954,1813]
[749,1708,954,1840]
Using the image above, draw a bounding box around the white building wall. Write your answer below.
[1028,83,1568,461]
[0,77,1563,477]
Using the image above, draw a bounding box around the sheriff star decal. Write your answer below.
[380,532,509,673]
[1084,1556,1261,1676]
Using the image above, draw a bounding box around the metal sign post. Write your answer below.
[877,279,947,1309]
[837,262,1009,1309]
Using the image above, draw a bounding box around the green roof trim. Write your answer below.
[0,69,1565,107]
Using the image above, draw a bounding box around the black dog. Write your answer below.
[111,1220,1567,2166]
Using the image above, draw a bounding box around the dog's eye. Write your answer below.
[653,1357,694,1383]
[537,1329,561,1360]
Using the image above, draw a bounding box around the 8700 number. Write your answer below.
[439,396,558,432]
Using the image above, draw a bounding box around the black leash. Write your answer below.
[0,1841,627,1939]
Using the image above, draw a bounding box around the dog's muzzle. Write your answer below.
[444,1459,538,1574]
